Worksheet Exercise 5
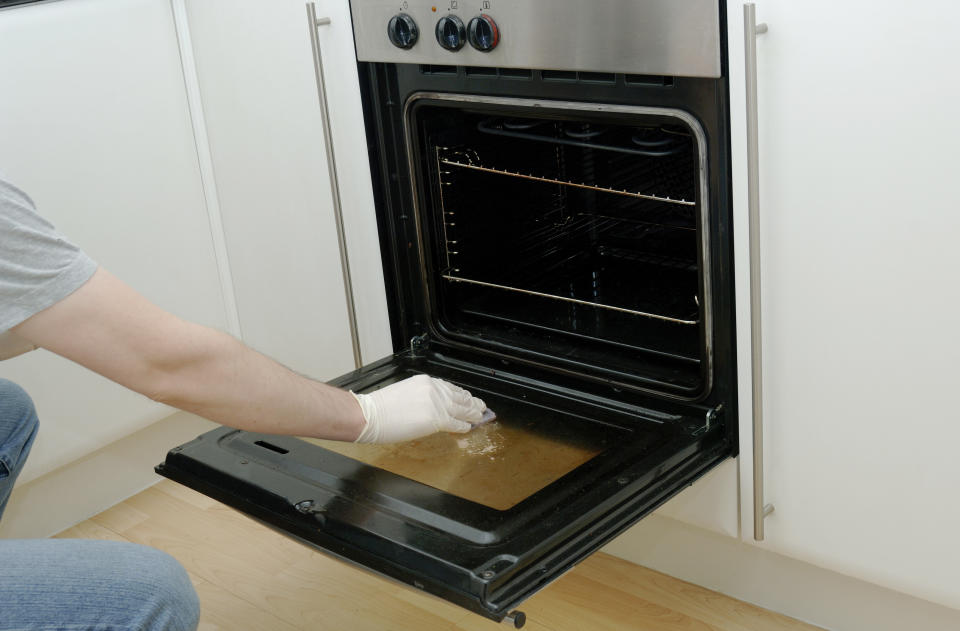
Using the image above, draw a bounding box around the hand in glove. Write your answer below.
[351,374,486,444]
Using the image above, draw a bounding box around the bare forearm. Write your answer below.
[147,323,364,440]
[13,268,365,440]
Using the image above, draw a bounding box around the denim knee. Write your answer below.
[127,544,201,631]
[0,378,39,482]
[0,539,200,631]
[0,378,38,436]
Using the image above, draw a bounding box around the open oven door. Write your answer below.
[157,345,732,624]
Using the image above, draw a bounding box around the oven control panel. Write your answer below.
[350,0,722,78]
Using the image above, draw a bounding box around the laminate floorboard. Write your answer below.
[55,480,823,631]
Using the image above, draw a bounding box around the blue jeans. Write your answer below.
[0,379,200,631]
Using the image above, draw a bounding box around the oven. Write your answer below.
[157,0,736,625]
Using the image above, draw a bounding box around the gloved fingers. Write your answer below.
[432,378,473,402]
[430,378,485,421]
[443,418,474,434]
[435,379,481,406]
[445,396,486,424]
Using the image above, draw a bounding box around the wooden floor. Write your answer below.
[57,480,822,631]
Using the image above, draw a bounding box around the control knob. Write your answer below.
[435,14,466,51]
[387,13,419,49]
[467,14,500,52]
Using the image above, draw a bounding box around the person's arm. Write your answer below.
[0,330,37,361]
[12,267,483,441]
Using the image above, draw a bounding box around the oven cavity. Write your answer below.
[413,104,710,398]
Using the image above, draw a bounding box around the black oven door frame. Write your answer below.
[158,347,731,623]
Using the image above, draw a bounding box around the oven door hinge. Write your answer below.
[409,334,429,357]
[688,403,723,436]
[704,403,723,433]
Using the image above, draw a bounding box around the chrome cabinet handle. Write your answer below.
[744,2,773,541]
[307,3,362,369]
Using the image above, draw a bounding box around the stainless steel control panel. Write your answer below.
[350,0,722,78]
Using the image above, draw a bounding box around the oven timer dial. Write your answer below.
[387,13,419,49]
[435,14,466,51]
[467,14,500,52]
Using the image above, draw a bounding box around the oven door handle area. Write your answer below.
[744,2,774,541]
[306,2,362,368]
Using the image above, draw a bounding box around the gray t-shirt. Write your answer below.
[0,176,98,331]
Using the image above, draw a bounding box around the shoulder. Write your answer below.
[0,174,56,232]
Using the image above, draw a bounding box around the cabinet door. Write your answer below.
[313,0,394,365]
[0,0,229,482]
[182,0,392,379]
[730,0,960,610]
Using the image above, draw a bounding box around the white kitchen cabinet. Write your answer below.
[730,0,960,610]
[0,0,230,483]
[181,0,392,379]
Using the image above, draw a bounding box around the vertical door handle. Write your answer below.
[744,2,773,541]
[307,2,363,369]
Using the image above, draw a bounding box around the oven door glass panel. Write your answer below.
[157,351,731,623]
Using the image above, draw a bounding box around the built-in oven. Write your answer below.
[157,0,735,626]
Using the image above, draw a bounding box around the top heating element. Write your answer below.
[349,0,722,78]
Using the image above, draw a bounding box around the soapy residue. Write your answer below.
[300,410,603,510]
[456,421,505,458]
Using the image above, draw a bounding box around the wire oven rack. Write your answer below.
[434,149,701,326]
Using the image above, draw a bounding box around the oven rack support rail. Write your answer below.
[440,274,700,325]
[439,158,696,207]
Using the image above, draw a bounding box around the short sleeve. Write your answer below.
[0,177,98,331]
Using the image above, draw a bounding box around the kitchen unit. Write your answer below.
[2,0,960,629]
[165,0,960,626]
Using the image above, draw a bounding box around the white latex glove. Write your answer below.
[351,374,486,444]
